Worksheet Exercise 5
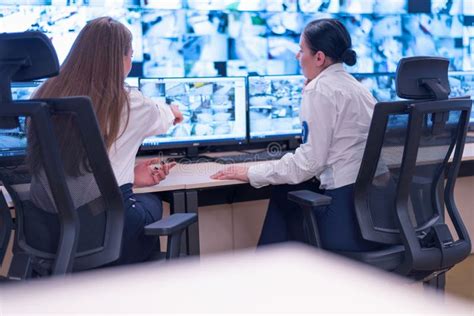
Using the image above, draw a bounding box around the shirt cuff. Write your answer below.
[247,162,276,188]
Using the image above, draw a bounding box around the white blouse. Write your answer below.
[248,63,377,190]
[109,87,175,186]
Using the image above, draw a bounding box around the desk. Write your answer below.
[134,161,252,193]
[134,161,267,255]
[135,142,474,195]
[134,143,474,256]
[2,143,474,257]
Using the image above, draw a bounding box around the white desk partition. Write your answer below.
[0,244,471,314]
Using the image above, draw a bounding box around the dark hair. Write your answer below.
[303,18,357,66]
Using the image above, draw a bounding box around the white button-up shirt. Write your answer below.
[109,87,175,186]
[248,63,377,190]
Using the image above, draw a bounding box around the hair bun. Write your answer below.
[341,48,357,66]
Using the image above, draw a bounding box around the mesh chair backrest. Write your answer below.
[354,100,411,244]
[398,99,472,270]
[0,97,124,274]
[355,98,472,248]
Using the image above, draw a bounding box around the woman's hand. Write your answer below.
[210,165,249,182]
[134,158,176,188]
[170,104,184,125]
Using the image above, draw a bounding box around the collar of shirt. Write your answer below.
[303,63,345,93]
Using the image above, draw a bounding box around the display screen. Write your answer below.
[1,0,471,77]
[448,71,474,126]
[0,82,41,161]
[0,5,143,65]
[139,76,247,149]
[248,75,304,141]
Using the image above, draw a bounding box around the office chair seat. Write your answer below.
[339,245,405,271]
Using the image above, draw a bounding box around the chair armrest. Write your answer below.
[144,213,197,236]
[288,190,332,208]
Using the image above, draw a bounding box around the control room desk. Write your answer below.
[134,161,269,256]
[135,143,474,257]
[2,144,472,259]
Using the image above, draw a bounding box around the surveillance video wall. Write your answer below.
[1,0,473,77]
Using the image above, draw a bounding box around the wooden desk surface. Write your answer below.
[382,142,474,168]
[1,143,473,199]
[133,161,265,194]
[135,142,474,194]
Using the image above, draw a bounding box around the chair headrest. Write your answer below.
[0,31,59,81]
[395,57,451,100]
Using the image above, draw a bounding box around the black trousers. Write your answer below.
[117,183,163,264]
[258,180,381,252]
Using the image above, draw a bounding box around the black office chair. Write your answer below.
[0,32,197,279]
[288,57,472,289]
[0,191,13,271]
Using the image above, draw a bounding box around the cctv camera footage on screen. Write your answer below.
[139,76,247,149]
[1,0,473,134]
[248,75,305,141]
[1,0,473,77]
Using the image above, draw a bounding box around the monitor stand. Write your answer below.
[186,146,199,159]
[288,138,301,150]
[176,146,214,164]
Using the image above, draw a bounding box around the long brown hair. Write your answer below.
[33,16,132,149]
[28,17,132,176]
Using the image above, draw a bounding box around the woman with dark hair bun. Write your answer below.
[212,19,381,252]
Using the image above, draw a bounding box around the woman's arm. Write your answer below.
[211,92,336,188]
[133,158,176,188]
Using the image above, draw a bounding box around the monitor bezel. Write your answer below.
[138,75,248,153]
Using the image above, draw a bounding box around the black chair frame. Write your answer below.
[288,57,472,287]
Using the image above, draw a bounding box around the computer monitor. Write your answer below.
[448,71,474,131]
[10,81,42,100]
[0,81,41,165]
[354,71,474,129]
[247,74,304,146]
[352,72,398,102]
[124,77,139,88]
[0,6,143,65]
[138,76,247,155]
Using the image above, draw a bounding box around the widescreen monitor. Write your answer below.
[2,1,471,77]
[247,73,396,143]
[139,76,247,152]
[0,81,41,163]
[353,72,398,102]
[248,74,304,143]
[10,81,42,100]
[448,71,474,129]
[0,5,143,65]
[355,71,474,136]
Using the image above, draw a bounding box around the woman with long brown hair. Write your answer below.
[30,17,183,264]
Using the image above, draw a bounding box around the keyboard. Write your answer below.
[214,150,292,164]
[174,156,214,164]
